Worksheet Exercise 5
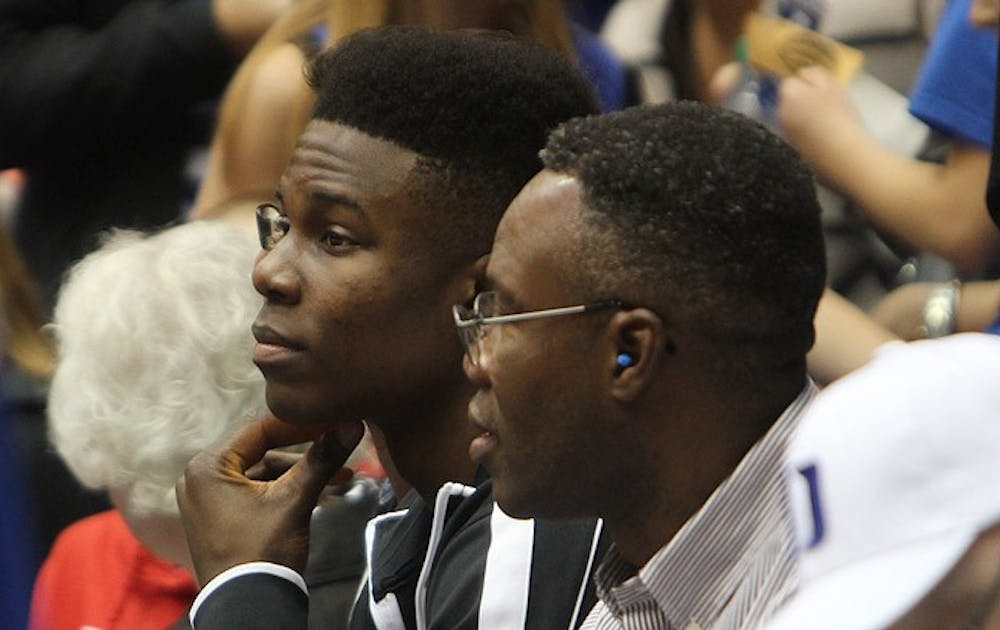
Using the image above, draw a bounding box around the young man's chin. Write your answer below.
[265,388,333,426]
[493,478,560,520]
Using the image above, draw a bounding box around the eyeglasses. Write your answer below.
[256,203,290,250]
[452,291,627,367]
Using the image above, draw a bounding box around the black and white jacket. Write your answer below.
[192,477,609,629]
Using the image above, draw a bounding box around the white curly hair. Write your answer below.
[48,220,266,516]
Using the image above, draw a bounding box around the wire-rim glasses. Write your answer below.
[256,203,289,250]
[452,291,627,367]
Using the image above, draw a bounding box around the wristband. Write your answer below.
[920,279,962,338]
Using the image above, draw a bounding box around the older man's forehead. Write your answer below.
[488,171,586,298]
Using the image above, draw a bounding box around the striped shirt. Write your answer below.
[580,383,818,630]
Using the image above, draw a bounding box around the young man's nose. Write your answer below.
[251,239,302,304]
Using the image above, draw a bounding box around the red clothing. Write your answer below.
[30,510,196,630]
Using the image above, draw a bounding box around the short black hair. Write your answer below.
[307,26,600,260]
[542,102,826,385]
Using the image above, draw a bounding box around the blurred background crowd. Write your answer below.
[1,0,997,628]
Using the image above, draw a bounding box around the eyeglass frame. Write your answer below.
[256,202,290,250]
[452,291,628,367]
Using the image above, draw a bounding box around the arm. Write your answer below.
[0,0,291,167]
[689,0,761,102]
[778,67,1000,271]
[191,42,313,218]
[190,565,310,629]
[807,288,899,384]
[872,280,1000,340]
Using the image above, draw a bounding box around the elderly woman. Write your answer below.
[30,220,266,629]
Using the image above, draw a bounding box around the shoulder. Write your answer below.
[240,42,313,131]
[32,511,140,615]
[47,510,132,555]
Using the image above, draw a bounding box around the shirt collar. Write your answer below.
[594,381,818,628]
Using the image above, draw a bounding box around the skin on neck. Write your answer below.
[110,487,195,577]
[369,378,481,501]
[600,336,806,567]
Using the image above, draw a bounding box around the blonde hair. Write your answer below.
[0,223,54,378]
[211,0,576,202]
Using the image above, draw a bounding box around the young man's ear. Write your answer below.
[608,308,672,402]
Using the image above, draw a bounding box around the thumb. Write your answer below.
[282,421,366,502]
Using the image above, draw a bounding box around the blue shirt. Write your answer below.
[908,0,999,148]
[0,395,36,629]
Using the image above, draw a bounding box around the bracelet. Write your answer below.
[920,279,962,338]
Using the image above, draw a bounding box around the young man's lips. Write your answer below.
[251,324,306,363]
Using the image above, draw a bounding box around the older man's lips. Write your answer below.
[468,414,499,463]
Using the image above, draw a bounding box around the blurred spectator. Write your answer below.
[600,0,762,104]
[872,278,1000,338]
[30,220,265,629]
[0,398,33,630]
[191,0,625,217]
[982,0,1000,230]
[0,220,107,575]
[768,333,1000,629]
[807,287,899,384]
[0,0,295,310]
[778,0,1000,272]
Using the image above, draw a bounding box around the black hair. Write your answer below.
[306,26,600,260]
[542,102,826,385]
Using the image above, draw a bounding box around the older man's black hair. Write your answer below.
[307,26,600,258]
[542,102,826,395]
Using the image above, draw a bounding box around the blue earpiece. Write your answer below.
[616,352,634,368]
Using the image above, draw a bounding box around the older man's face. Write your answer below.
[462,170,632,519]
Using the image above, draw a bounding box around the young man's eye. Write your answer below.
[320,229,357,252]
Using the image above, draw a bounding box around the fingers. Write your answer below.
[221,415,328,473]
[708,62,743,105]
[282,421,366,503]
[780,65,831,94]
[246,449,304,481]
[794,65,833,84]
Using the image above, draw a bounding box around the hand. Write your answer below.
[871,282,937,340]
[777,66,865,174]
[176,416,365,585]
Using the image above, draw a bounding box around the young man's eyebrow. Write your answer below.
[271,188,363,215]
[311,190,362,213]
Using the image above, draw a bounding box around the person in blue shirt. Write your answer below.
[779,0,1000,272]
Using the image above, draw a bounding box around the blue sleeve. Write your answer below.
[908,0,999,148]
[0,398,35,630]
[572,23,628,112]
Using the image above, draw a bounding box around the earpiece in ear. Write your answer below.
[616,352,634,369]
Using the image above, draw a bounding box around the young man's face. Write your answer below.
[252,120,468,425]
[463,171,629,519]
